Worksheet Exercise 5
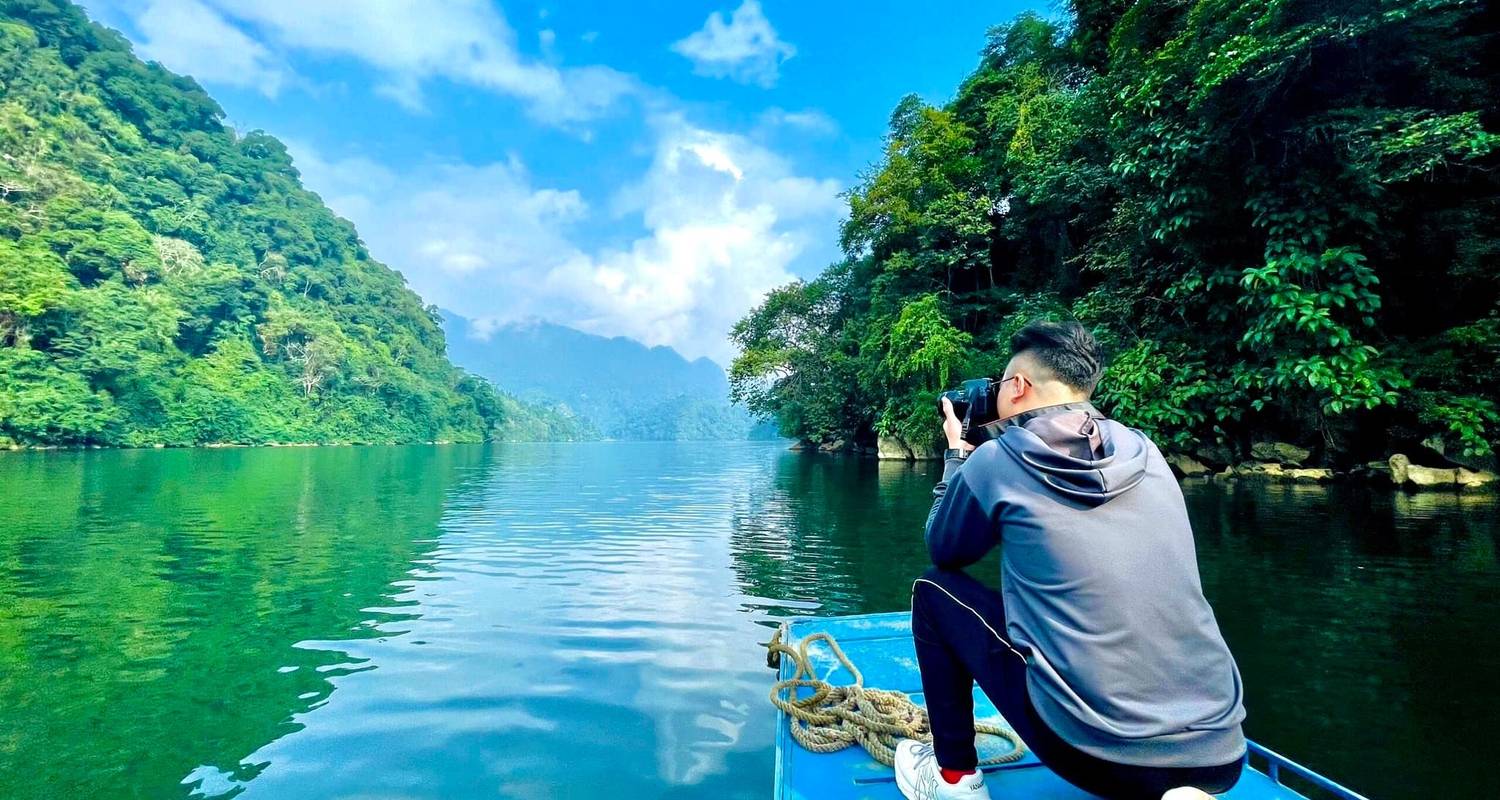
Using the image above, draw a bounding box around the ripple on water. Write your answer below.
[0,444,1494,800]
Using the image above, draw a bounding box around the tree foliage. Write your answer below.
[0,1,586,445]
[731,0,1498,462]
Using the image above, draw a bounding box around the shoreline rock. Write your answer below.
[1165,453,1211,478]
[1250,440,1311,466]
[876,435,913,461]
[803,430,1499,493]
[1419,435,1499,473]
[1215,462,1336,483]
[1389,453,1498,491]
[1192,443,1235,470]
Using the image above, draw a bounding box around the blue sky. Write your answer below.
[80,0,1044,364]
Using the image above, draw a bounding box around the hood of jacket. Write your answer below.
[996,402,1150,506]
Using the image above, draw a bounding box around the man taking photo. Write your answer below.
[893,320,1247,800]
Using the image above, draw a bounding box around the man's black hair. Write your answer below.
[1009,320,1105,395]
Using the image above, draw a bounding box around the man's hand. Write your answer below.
[940,396,974,454]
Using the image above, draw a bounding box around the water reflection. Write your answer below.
[221,443,787,799]
[0,446,487,800]
[1184,481,1499,796]
[727,452,941,615]
[0,444,1494,800]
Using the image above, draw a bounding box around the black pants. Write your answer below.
[910,567,1243,800]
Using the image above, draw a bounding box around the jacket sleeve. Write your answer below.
[924,453,1000,569]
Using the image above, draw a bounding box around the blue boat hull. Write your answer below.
[772,613,1366,800]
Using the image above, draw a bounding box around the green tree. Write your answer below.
[731,0,1499,464]
[0,237,72,347]
[0,0,581,446]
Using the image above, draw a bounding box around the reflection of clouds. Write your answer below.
[226,443,784,798]
[182,765,243,798]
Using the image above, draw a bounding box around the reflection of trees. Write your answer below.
[0,444,493,800]
[727,453,956,617]
[1183,481,1500,796]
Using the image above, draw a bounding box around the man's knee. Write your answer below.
[912,566,946,608]
[912,566,1008,634]
[913,565,980,597]
[911,566,973,619]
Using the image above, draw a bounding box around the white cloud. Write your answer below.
[671,0,795,88]
[289,144,588,314]
[217,0,635,123]
[132,0,289,96]
[550,116,843,360]
[78,1,844,361]
[89,0,635,124]
[758,107,838,137]
[288,117,843,364]
[372,74,426,113]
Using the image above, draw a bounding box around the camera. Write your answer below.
[937,378,1003,445]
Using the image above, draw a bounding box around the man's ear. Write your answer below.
[1006,375,1027,403]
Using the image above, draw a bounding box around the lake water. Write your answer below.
[0,442,1495,799]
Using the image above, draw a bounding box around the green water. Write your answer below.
[0,443,1495,799]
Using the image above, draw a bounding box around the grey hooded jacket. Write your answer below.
[925,402,1246,768]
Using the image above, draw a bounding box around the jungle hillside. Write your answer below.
[730,0,1499,468]
[0,0,591,447]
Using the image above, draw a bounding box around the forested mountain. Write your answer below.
[731,0,1498,466]
[444,312,775,440]
[0,0,582,446]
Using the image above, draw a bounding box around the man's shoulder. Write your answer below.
[964,437,1011,468]
[955,437,1023,490]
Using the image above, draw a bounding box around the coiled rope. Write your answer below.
[765,627,1026,768]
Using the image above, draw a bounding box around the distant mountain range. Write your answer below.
[441,312,778,441]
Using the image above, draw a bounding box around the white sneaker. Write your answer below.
[1161,789,1217,800]
[893,739,991,800]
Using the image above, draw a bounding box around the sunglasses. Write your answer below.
[997,374,1031,391]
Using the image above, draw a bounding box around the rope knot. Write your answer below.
[767,631,1025,767]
